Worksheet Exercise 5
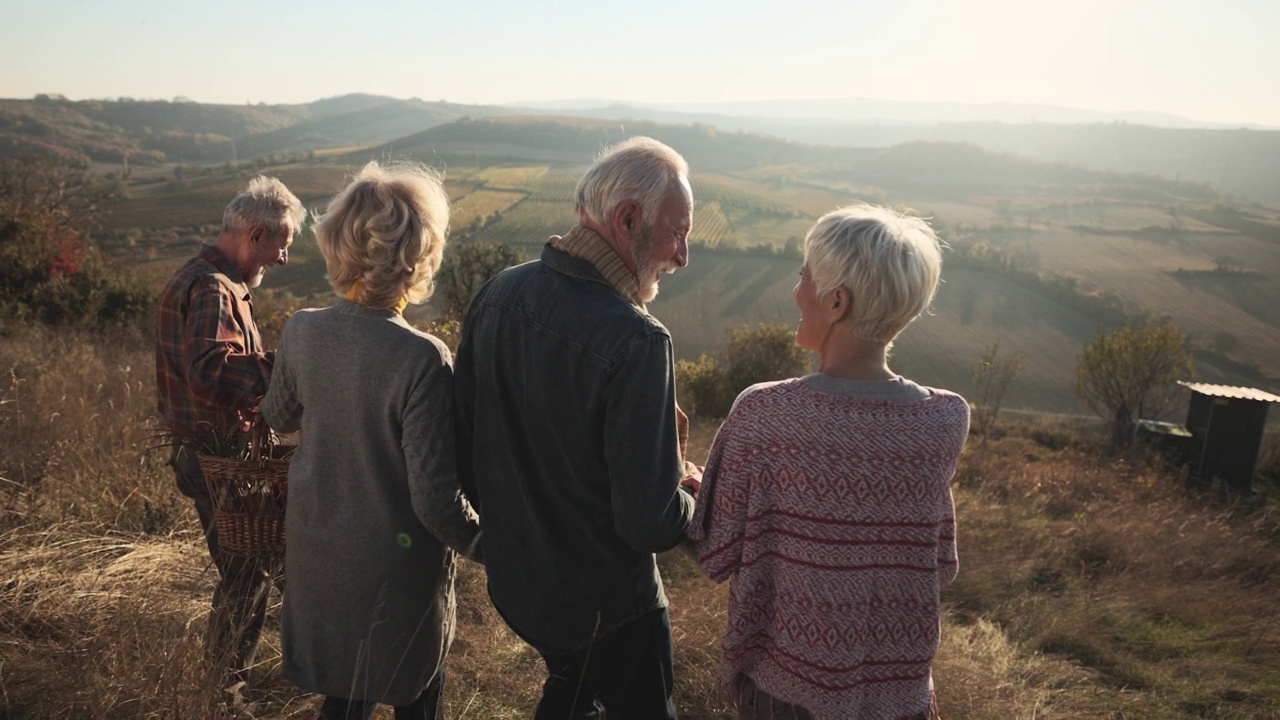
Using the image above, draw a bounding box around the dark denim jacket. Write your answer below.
[454,244,694,654]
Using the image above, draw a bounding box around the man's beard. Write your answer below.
[631,224,677,303]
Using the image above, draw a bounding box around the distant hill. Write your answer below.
[517,96,1261,128]
[8,93,1278,206]
[0,94,512,166]
[350,116,1216,205]
[510,102,1280,205]
[348,115,828,172]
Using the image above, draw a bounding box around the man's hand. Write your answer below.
[680,460,703,497]
[239,395,265,433]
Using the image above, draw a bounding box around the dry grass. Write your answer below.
[2,331,1279,718]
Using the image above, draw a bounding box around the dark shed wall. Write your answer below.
[1187,394,1270,493]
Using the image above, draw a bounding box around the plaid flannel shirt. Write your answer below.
[155,245,274,444]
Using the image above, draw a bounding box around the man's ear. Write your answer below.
[249,226,266,244]
[611,201,640,240]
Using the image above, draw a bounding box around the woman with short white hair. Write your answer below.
[689,204,970,720]
[262,161,481,720]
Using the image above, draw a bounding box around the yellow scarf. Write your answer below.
[346,279,409,315]
[548,225,644,309]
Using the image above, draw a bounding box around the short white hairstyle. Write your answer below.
[220,175,305,241]
[575,136,688,228]
[314,161,450,308]
[804,204,944,344]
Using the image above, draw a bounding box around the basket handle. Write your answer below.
[246,413,274,462]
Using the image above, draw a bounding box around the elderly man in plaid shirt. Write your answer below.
[155,175,304,696]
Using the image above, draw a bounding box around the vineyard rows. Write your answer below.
[691,201,735,249]
[474,165,549,189]
[690,179,796,215]
[523,171,579,201]
[451,190,529,228]
[472,199,576,247]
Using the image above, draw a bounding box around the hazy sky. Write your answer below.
[2,0,1277,126]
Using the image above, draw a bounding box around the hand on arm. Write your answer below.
[260,325,302,433]
[405,355,483,562]
[680,461,704,498]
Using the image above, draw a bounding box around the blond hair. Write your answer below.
[315,162,450,308]
[804,204,944,344]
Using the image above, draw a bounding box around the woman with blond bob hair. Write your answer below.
[263,161,481,720]
[689,204,970,720]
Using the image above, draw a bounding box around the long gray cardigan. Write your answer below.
[261,300,480,705]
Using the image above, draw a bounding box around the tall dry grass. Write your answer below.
[2,329,1279,718]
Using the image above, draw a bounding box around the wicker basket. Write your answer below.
[198,428,292,559]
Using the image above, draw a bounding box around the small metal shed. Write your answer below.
[1178,382,1280,494]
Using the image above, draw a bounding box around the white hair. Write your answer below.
[574,136,688,229]
[804,204,944,344]
[219,175,305,242]
[314,161,450,308]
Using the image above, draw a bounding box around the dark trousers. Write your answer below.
[318,669,447,720]
[170,445,274,685]
[534,607,677,720]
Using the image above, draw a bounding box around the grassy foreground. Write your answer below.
[1,329,1278,719]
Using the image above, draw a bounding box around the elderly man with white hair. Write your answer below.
[453,136,698,720]
[155,175,303,694]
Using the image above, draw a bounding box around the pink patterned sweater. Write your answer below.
[689,378,969,720]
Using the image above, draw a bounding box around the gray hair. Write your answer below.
[314,161,450,308]
[804,204,944,344]
[574,136,688,228]
[219,175,305,242]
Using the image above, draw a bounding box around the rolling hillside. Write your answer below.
[69,114,1280,416]
[0,94,512,165]
[526,102,1280,205]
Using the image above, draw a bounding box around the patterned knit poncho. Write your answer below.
[689,378,970,720]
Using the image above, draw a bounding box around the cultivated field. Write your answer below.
[90,139,1280,419]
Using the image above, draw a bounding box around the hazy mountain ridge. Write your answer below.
[0,94,511,166]
[509,99,1280,205]
[514,96,1270,128]
[355,115,827,172]
[4,92,1278,205]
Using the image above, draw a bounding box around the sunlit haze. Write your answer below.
[2,0,1278,126]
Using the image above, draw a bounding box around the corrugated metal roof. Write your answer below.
[1178,381,1280,403]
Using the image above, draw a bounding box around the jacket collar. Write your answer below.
[198,244,251,299]
[546,225,643,308]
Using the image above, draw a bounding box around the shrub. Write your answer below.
[676,354,728,418]
[435,241,524,322]
[1074,321,1195,450]
[0,153,154,332]
[677,323,810,419]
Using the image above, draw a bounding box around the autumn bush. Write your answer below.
[0,154,154,333]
